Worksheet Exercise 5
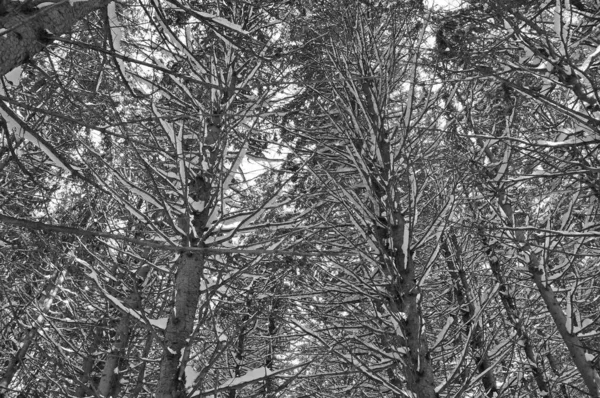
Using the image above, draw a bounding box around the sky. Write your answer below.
[426,0,464,10]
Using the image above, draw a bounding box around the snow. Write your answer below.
[4,66,23,87]
[115,175,162,208]
[221,143,248,194]
[191,200,205,212]
[10,123,71,172]
[219,367,273,389]
[493,147,511,182]
[152,104,176,146]
[581,44,600,71]
[107,3,121,49]
[401,221,409,268]
[185,365,200,391]
[432,316,454,349]
[390,316,406,338]
[573,318,594,334]
[503,19,513,35]
[553,2,569,55]
[195,11,248,34]
[106,293,139,317]
[585,353,595,361]
[107,1,134,87]
[148,317,169,329]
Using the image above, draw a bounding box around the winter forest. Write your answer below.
[2,0,600,396]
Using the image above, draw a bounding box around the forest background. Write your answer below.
[2,0,600,397]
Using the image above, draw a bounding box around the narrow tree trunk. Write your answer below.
[527,246,600,397]
[479,230,552,397]
[0,0,110,76]
[155,251,204,398]
[492,193,600,397]
[264,296,279,398]
[442,233,498,397]
[388,216,437,398]
[98,311,131,397]
[132,332,153,398]
[76,324,102,398]
[228,296,251,398]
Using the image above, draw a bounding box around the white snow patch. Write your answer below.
[432,316,454,349]
[585,353,595,361]
[148,317,169,329]
[185,365,201,391]
[219,367,273,389]
[4,66,23,87]
[194,11,248,34]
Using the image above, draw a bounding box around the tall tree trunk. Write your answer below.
[76,324,103,398]
[0,269,66,397]
[227,296,253,398]
[478,230,552,397]
[98,310,131,396]
[264,296,279,398]
[386,215,437,398]
[155,251,204,398]
[0,0,110,76]
[391,264,437,397]
[132,331,153,398]
[492,190,600,397]
[442,233,498,397]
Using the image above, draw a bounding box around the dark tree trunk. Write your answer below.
[0,0,110,76]
[155,251,204,398]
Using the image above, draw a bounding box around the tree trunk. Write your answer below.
[132,332,153,398]
[155,251,204,398]
[98,311,131,397]
[265,296,279,398]
[388,217,437,398]
[76,324,102,398]
[527,247,600,397]
[0,0,110,76]
[479,231,552,397]
[442,233,498,397]
[491,190,600,397]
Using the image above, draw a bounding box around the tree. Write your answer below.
[0,0,111,76]
[4,0,600,397]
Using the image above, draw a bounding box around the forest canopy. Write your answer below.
[2,0,600,397]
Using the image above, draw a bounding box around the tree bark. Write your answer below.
[98,311,131,397]
[132,332,153,398]
[527,247,600,397]
[264,295,279,398]
[386,216,437,398]
[491,190,600,397]
[392,265,437,397]
[76,324,102,398]
[155,251,204,398]
[0,0,110,76]
[478,230,553,397]
[442,233,498,397]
